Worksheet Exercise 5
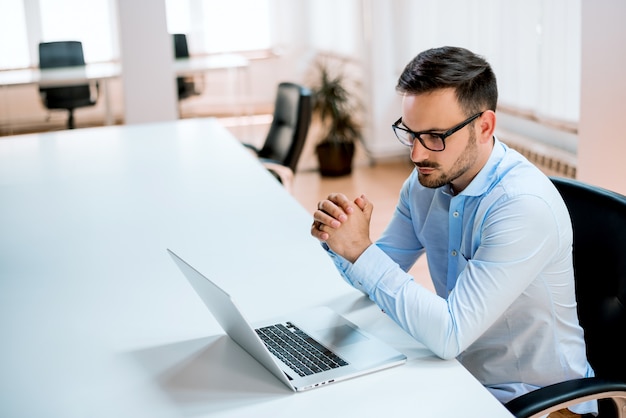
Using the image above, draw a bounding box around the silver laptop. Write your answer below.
[167,249,407,392]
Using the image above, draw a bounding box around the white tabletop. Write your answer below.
[0,62,121,87]
[174,54,249,76]
[0,54,248,88]
[0,118,513,418]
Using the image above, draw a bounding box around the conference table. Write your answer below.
[0,118,513,418]
[0,54,249,131]
[0,62,121,128]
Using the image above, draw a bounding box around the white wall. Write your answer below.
[359,0,583,160]
[116,0,178,124]
[577,0,626,195]
[359,0,407,159]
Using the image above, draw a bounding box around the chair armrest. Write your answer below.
[242,143,260,155]
[504,377,626,418]
[259,162,294,193]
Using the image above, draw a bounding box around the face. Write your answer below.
[401,88,491,193]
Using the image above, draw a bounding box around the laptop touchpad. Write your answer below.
[318,325,369,347]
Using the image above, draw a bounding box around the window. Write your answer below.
[165,0,272,54]
[2,0,271,70]
[308,0,361,57]
[398,0,581,125]
[39,0,117,63]
[0,0,117,69]
[0,0,29,69]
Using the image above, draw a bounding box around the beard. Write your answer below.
[415,129,478,189]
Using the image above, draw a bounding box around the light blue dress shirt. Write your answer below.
[326,139,595,412]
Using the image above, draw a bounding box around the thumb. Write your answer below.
[355,194,374,218]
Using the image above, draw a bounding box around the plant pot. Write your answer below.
[316,141,355,177]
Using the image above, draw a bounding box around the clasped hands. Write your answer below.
[311,193,374,263]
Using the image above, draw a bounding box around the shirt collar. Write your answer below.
[455,136,506,197]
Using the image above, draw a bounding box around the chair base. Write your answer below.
[67,110,75,129]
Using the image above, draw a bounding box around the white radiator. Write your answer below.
[498,130,577,179]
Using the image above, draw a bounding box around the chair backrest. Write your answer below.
[172,34,196,100]
[172,33,190,59]
[258,82,312,173]
[39,41,86,69]
[550,177,626,381]
[38,41,94,119]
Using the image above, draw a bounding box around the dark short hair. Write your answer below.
[396,46,498,115]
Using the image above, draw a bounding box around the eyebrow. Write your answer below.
[402,119,445,133]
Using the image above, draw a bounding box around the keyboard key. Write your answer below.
[256,323,348,377]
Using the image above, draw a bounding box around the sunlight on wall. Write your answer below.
[0,0,29,69]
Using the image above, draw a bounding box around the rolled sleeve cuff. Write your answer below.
[347,244,411,296]
[321,243,412,298]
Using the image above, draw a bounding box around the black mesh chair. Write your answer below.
[38,41,98,129]
[505,177,626,417]
[172,34,200,100]
[243,82,312,189]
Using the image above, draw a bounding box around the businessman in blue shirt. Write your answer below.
[311,46,595,418]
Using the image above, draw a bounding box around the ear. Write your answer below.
[477,110,496,144]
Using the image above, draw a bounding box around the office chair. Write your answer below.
[243,82,312,191]
[172,33,201,100]
[505,177,626,418]
[38,41,98,129]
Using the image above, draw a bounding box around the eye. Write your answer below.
[421,133,441,142]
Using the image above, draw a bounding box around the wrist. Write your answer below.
[344,241,372,264]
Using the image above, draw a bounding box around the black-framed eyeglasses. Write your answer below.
[391,111,484,151]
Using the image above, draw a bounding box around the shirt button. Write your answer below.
[451,250,457,256]
[453,211,459,217]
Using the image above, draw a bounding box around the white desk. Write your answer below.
[174,54,250,120]
[0,62,121,127]
[0,118,513,418]
[0,54,249,131]
[0,62,121,87]
[173,53,248,76]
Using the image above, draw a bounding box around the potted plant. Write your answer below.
[309,57,364,176]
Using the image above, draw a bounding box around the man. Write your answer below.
[311,46,595,417]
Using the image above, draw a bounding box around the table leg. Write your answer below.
[102,79,113,126]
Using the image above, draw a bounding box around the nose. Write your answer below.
[410,140,430,163]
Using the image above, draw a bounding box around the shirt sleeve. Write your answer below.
[327,192,562,360]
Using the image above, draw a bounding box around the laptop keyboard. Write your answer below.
[256,322,349,377]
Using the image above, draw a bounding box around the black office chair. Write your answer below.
[505,177,626,418]
[38,41,98,129]
[172,33,201,100]
[243,82,312,189]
